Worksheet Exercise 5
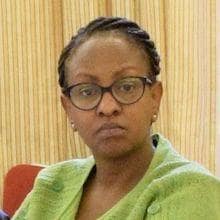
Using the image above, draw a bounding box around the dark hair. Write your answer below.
[58,16,160,90]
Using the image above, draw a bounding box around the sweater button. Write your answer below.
[52,180,64,192]
[147,203,161,215]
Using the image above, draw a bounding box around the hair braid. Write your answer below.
[58,16,160,90]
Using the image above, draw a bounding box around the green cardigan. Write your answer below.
[12,134,220,220]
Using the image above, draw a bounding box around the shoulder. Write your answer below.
[12,157,95,219]
[38,156,94,178]
[151,133,218,179]
[35,156,95,188]
[146,134,220,219]
[154,160,220,198]
[151,133,220,194]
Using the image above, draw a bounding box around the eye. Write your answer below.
[115,79,139,93]
[120,83,135,92]
[79,87,97,97]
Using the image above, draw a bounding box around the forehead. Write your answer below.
[65,35,150,84]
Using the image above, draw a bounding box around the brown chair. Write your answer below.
[3,164,44,217]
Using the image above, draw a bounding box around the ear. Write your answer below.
[60,94,75,123]
[151,81,163,110]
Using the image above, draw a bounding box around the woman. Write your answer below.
[13,17,220,220]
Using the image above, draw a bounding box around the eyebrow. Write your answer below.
[113,66,140,79]
[72,66,141,83]
[72,73,100,83]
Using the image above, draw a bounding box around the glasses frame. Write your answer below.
[63,75,154,111]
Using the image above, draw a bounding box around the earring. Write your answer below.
[152,114,158,123]
[71,122,77,132]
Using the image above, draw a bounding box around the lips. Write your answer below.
[96,123,126,138]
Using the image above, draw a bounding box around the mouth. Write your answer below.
[96,123,126,138]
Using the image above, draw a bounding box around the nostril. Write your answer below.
[98,108,120,117]
[96,93,122,116]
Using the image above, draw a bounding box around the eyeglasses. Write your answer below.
[63,76,154,110]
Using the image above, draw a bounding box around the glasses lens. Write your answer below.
[112,77,144,104]
[70,83,101,110]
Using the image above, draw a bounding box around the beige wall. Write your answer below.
[0,0,219,205]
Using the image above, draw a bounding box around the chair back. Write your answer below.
[3,164,44,217]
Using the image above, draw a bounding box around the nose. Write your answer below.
[96,92,122,117]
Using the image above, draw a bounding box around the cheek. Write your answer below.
[72,111,95,137]
[128,110,151,132]
[124,105,152,137]
[127,96,154,122]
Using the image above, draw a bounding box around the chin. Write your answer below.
[89,139,139,159]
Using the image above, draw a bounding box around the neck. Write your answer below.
[92,140,155,191]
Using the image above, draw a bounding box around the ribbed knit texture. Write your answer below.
[12,134,220,220]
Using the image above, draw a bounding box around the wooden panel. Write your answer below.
[216,0,220,177]
[0,0,218,207]
[0,0,64,205]
[163,0,216,171]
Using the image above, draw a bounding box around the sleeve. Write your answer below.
[146,177,220,220]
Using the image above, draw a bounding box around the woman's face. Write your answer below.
[61,35,162,159]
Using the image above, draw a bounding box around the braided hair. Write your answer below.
[58,16,160,90]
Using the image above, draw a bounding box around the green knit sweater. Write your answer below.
[13,134,220,220]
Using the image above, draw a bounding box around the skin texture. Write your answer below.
[61,35,163,220]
